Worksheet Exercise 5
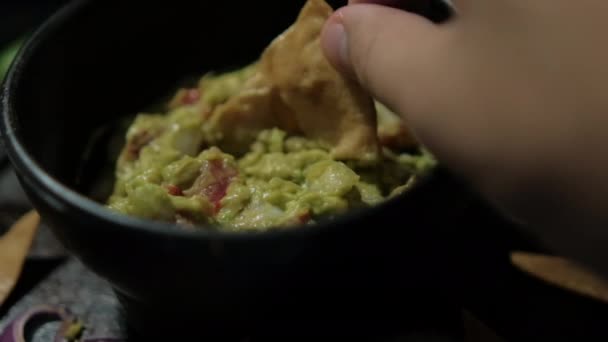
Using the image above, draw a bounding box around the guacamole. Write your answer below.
[105,0,436,231]
[107,69,434,231]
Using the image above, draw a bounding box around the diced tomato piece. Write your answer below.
[298,211,311,224]
[181,88,200,105]
[125,130,156,161]
[213,201,223,215]
[203,159,238,213]
[185,159,238,215]
[166,184,183,196]
[205,159,237,200]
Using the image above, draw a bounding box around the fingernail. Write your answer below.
[322,12,352,75]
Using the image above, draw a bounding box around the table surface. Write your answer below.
[0,259,124,341]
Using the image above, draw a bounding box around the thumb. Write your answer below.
[321,4,452,124]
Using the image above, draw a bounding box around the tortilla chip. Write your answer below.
[203,73,299,154]
[376,101,417,149]
[206,0,380,162]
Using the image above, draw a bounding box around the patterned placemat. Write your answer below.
[0,259,124,341]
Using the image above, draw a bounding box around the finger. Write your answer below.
[349,0,464,15]
[321,4,452,120]
[348,0,433,16]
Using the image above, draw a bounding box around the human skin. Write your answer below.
[321,0,608,274]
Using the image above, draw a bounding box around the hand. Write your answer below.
[321,0,608,271]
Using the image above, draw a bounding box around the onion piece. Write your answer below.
[0,305,69,342]
[0,305,124,342]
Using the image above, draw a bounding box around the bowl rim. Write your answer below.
[0,0,437,242]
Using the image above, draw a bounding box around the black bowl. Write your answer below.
[1,0,469,339]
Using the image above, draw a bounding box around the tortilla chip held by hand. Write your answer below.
[206,0,380,162]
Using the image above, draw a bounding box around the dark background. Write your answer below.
[0,0,68,47]
[0,0,68,164]
[1,1,608,341]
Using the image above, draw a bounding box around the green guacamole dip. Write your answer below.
[107,66,436,232]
